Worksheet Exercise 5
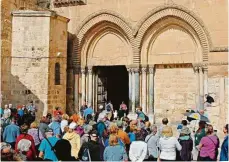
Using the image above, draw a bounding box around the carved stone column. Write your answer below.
[193,65,199,109]
[203,65,208,95]
[88,66,93,106]
[199,65,204,110]
[81,67,86,105]
[74,67,80,112]
[133,67,140,107]
[131,69,135,112]
[141,66,147,113]
[148,65,155,114]
[127,67,132,112]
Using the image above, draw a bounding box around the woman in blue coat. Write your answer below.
[220,124,228,161]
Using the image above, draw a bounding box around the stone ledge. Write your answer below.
[12,10,56,17]
[210,46,228,52]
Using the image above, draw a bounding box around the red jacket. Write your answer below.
[15,133,36,160]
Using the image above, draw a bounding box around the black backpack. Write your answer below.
[144,114,149,122]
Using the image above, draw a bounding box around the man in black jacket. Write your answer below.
[78,130,101,161]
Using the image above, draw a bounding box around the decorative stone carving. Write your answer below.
[141,66,147,73]
[210,47,228,52]
[81,67,86,74]
[54,0,86,7]
[87,66,93,74]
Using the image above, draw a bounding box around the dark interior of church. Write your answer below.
[96,66,129,111]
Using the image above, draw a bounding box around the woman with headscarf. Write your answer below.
[159,126,182,161]
[63,122,81,159]
[145,125,159,161]
[15,124,36,160]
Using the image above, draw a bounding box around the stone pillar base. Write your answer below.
[127,112,137,120]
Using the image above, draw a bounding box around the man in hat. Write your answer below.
[38,128,59,161]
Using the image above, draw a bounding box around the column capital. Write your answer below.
[141,66,147,73]
[81,67,86,74]
[127,67,133,73]
[87,66,93,74]
[133,67,140,73]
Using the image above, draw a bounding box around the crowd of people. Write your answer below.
[0,101,228,161]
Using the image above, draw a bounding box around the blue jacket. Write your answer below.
[3,123,20,143]
[103,145,127,162]
[97,121,106,137]
[49,122,61,136]
[220,135,228,161]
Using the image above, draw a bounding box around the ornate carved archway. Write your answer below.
[135,4,212,64]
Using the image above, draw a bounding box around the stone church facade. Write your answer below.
[0,0,228,132]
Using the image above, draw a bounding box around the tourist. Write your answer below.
[63,122,81,159]
[3,118,20,149]
[39,116,50,137]
[96,117,107,137]
[15,124,37,160]
[178,126,193,161]
[117,120,131,145]
[83,104,94,119]
[195,121,206,160]
[3,104,11,119]
[53,139,77,161]
[128,125,137,143]
[159,126,182,161]
[27,101,36,117]
[49,116,62,137]
[81,124,93,146]
[95,105,104,122]
[145,125,159,161]
[17,105,24,118]
[38,128,59,161]
[75,118,85,136]
[159,118,169,137]
[103,134,128,161]
[105,124,124,147]
[28,121,44,154]
[53,107,63,117]
[78,130,101,161]
[80,100,87,117]
[136,107,145,121]
[60,114,69,133]
[119,101,127,118]
[220,124,228,161]
[0,106,3,118]
[129,131,148,162]
[198,124,219,161]
[1,142,20,161]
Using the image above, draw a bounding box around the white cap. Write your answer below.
[69,122,77,130]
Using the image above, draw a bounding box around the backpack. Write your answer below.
[144,114,149,122]
[81,146,91,161]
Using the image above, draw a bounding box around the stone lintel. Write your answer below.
[12,10,69,23]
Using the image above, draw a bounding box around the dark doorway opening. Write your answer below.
[95,66,129,111]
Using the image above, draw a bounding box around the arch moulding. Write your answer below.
[135,4,213,64]
[73,10,134,68]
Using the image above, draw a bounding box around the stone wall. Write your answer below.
[154,64,197,124]
[207,77,228,139]
[1,0,38,106]
[47,15,68,114]
[10,10,68,117]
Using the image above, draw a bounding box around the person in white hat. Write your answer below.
[63,122,81,159]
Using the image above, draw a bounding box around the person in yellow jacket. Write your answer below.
[63,122,81,159]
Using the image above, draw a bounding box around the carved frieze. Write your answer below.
[54,0,86,7]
